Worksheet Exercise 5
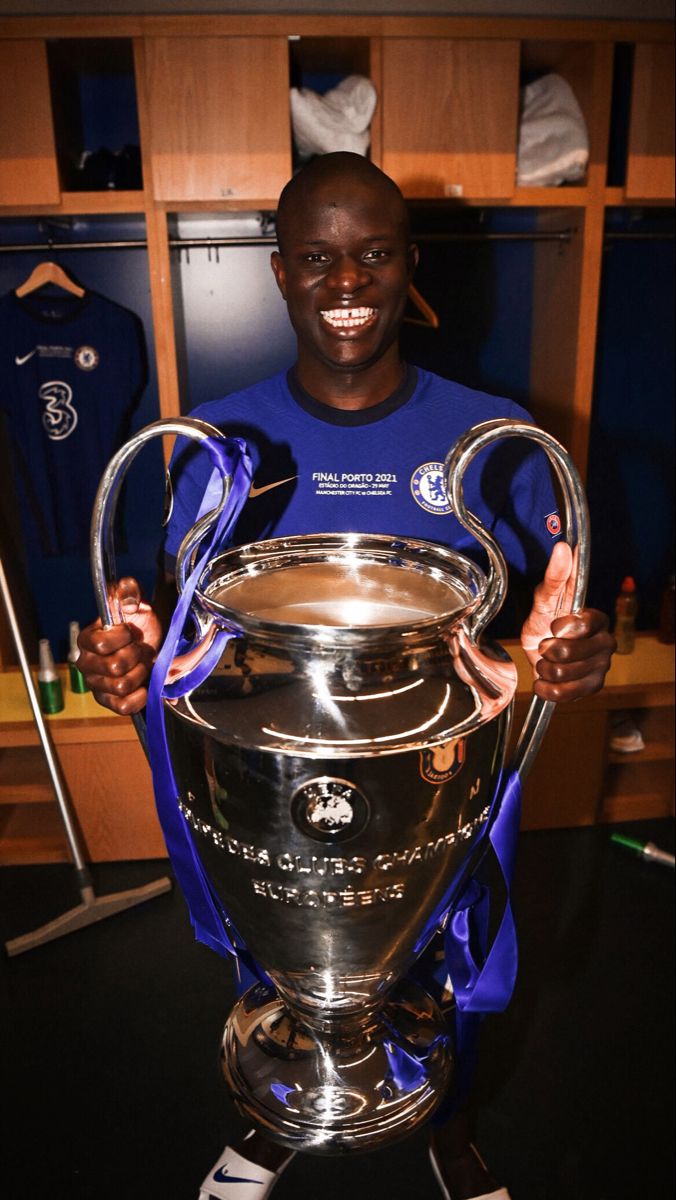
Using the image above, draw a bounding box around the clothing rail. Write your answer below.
[0,231,576,253]
[0,230,672,254]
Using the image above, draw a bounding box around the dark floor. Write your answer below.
[1,817,674,1200]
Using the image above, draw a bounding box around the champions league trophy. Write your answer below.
[91,418,588,1154]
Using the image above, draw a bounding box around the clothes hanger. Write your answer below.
[404,282,440,330]
[15,260,85,299]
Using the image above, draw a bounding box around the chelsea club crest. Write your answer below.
[420,738,466,784]
[74,345,99,371]
[410,462,452,515]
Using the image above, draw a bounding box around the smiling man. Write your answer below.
[77,152,614,1200]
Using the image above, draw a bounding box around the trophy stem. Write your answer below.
[221,979,453,1154]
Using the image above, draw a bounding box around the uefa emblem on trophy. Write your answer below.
[91,417,588,1153]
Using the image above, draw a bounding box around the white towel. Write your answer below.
[517,73,589,187]
[291,75,378,161]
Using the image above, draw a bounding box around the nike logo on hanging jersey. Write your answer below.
[249,475,297,499]
[15,350,36,365]
[212,1165,266,1184]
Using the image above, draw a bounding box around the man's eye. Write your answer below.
[363,249,389,262]
[305,252,329,264]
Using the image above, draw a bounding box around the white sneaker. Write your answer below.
[198,1142,295,1200]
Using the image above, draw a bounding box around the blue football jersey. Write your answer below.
[165,365,561,590]
[0,288,146,555]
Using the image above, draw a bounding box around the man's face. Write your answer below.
[271,177,418,376]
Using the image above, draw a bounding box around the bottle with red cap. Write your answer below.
[614,576,638,654]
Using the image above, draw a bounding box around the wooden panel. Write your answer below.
[57,740,165,862]
[0,39,60,205]
[600,758,675,823]
[528,208,586,458]
[381,39,520,198]
[0,801,69,865]
[518,706,608,829]
[626,43,675,200]
[0,745,53,805]
[143,36,291,202]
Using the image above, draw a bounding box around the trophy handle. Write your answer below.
[443,418,590,783]
[90,417,232,751]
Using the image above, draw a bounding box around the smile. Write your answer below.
[320,307,376,330]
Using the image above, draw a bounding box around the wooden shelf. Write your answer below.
[505,634,674,829]
[506,633,675,708]
[0,801,71,865]
[608,742,674,766]
[0,669,164,864]
[0,745,54,805]
[0,669,136,745]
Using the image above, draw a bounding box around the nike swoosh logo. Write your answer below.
[249,475,297,499]
[212,1167,266,1184]
[15,350,36,365]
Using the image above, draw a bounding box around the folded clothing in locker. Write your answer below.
[517,73,589,187]
[290,75,378,161]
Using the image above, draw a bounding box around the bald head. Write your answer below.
[275,153,410,255]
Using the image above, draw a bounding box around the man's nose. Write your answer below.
[326,255,370,293]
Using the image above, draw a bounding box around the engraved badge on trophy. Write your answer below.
[91,417,588,1154]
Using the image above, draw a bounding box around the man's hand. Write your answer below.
[77,577,163,715]
[520,542,616,703]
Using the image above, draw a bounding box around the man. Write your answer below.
[78,153,614,1200]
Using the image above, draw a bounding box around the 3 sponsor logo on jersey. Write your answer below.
[40,381,78,440]
[410,462,452,515]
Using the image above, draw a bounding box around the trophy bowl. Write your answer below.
[91,417,588,1155]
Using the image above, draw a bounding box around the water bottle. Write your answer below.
[614,576,637,655]
[38,638,64,714]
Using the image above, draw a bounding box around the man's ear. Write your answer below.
[408,243,420,277]
[270,250,287,300]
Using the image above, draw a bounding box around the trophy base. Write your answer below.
[221,977,453,1154]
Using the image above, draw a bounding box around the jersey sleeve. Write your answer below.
[163,436,223,570]
[491,441,562,579]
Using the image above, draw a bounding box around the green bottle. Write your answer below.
[38,638,64,714]
[68,621,89,693]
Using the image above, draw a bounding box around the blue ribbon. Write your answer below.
[436,768,522,1113]
[145,435,268,969]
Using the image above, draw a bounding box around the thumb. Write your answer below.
[536,541,573,609]
[116,576,142,621]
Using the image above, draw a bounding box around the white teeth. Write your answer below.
[320,307,376,328]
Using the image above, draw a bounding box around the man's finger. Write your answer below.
[535,648,613,683]
[92,685,149,716]
[535,541,573,602]
[546,608,610,642]
[114,576,142,620]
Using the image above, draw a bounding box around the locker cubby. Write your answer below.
[46,39,142,194]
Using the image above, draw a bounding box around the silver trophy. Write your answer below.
[91,418,588,1154]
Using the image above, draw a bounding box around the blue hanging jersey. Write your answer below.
[165,365,561,585]
[0,288,146,555]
